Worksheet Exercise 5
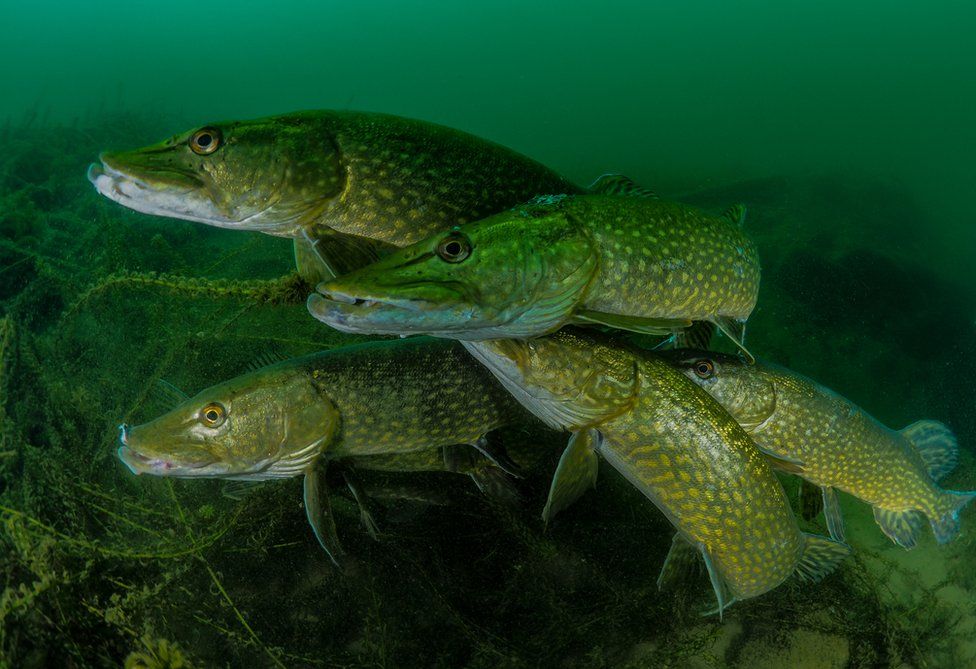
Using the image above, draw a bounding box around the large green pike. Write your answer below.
[118,338,525,564]
[88,110,581,281]
[461,329,847,615]
[308,194,759,357]
[663,350,974,548]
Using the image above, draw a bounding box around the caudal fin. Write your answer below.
[794,533,850,582]
[901,420,959,481]
[929,490,976,544]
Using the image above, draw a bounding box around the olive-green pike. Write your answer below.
[88,110,580,280]
[664,350,974,548]
[463,330,846,614]
[119,338,524,562]
[309,194,759,357]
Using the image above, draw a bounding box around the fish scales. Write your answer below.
[664,350,973,547]
[464,330,847,610]
[309,194,759,356]
[89,110,579,280]
[569,196,759,320]
[118,338,524,560]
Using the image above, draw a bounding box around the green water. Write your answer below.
[1,1,974,667]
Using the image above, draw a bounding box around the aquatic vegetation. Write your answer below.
[1,115,973,666]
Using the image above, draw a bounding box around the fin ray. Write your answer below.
[872,506,925,549]
[901,420,958,481]
[542,429,601,524]
[587,174,658,199]
[795,533,850,582]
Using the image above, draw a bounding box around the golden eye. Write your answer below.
[693,359,715,379]
[435,231,471,263]
[201,402,226,427]
[189,127,221,155]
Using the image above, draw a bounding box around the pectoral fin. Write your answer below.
[573,310,692,337]
[711,316,755,363]
[761,450,806,475]
[299,228,392,279]
[542,429,601,525]
[303,464,345,567]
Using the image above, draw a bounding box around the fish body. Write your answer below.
[119,338,523,561]
[309,194,759,355]
[664,350,972,548]
[463,330,845,612]
[88,110,580,279]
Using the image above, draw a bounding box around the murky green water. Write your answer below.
[1,2,974,667]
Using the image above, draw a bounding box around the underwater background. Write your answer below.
[1,1,974,667]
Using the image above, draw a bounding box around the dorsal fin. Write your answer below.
[723,203,747,226]
[900,420,959,481]
[245,350,289,373]
[587,174,658,199]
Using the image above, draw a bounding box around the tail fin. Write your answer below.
[929,490,976,544]
[901,420,958,481]
[794,533,850,582]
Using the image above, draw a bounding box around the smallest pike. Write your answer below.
[664,350,974,548]
[309,188,760,358]
[117,339,522,564]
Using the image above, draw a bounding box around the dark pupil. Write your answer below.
[698,363,710,375]
[196,133,212,147]
[206,410,218,421]
[444,241,462,256]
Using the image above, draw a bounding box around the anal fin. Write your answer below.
[542,429,601,524]
[873,506,925,549]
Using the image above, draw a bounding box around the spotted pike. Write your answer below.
[664,350,973,548]
[308,193,759,357]
[462,329,847,615]
[88,110,580,281]
[118,338,523,563]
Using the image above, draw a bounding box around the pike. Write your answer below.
[118,338,524,564]
[664,350,974,548]
[309,193,759,358]
[461,329,847,616]
[88,110,580,282]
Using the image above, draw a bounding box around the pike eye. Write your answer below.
[189,127,221,155]
[201,402,226,427]
[693,359,715,379]
[435,232,471,263]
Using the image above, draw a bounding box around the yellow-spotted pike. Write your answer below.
[309,194,759,357]
[88,110,581,281]
[664,350,973,548]
[119,338,524,563]
[462,329,847,615]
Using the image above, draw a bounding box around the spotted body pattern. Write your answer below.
[309,194,759,350]
[665,351,973,548]
[566,196,758,321]
[89,110,579,280]
[464,330,846,608]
